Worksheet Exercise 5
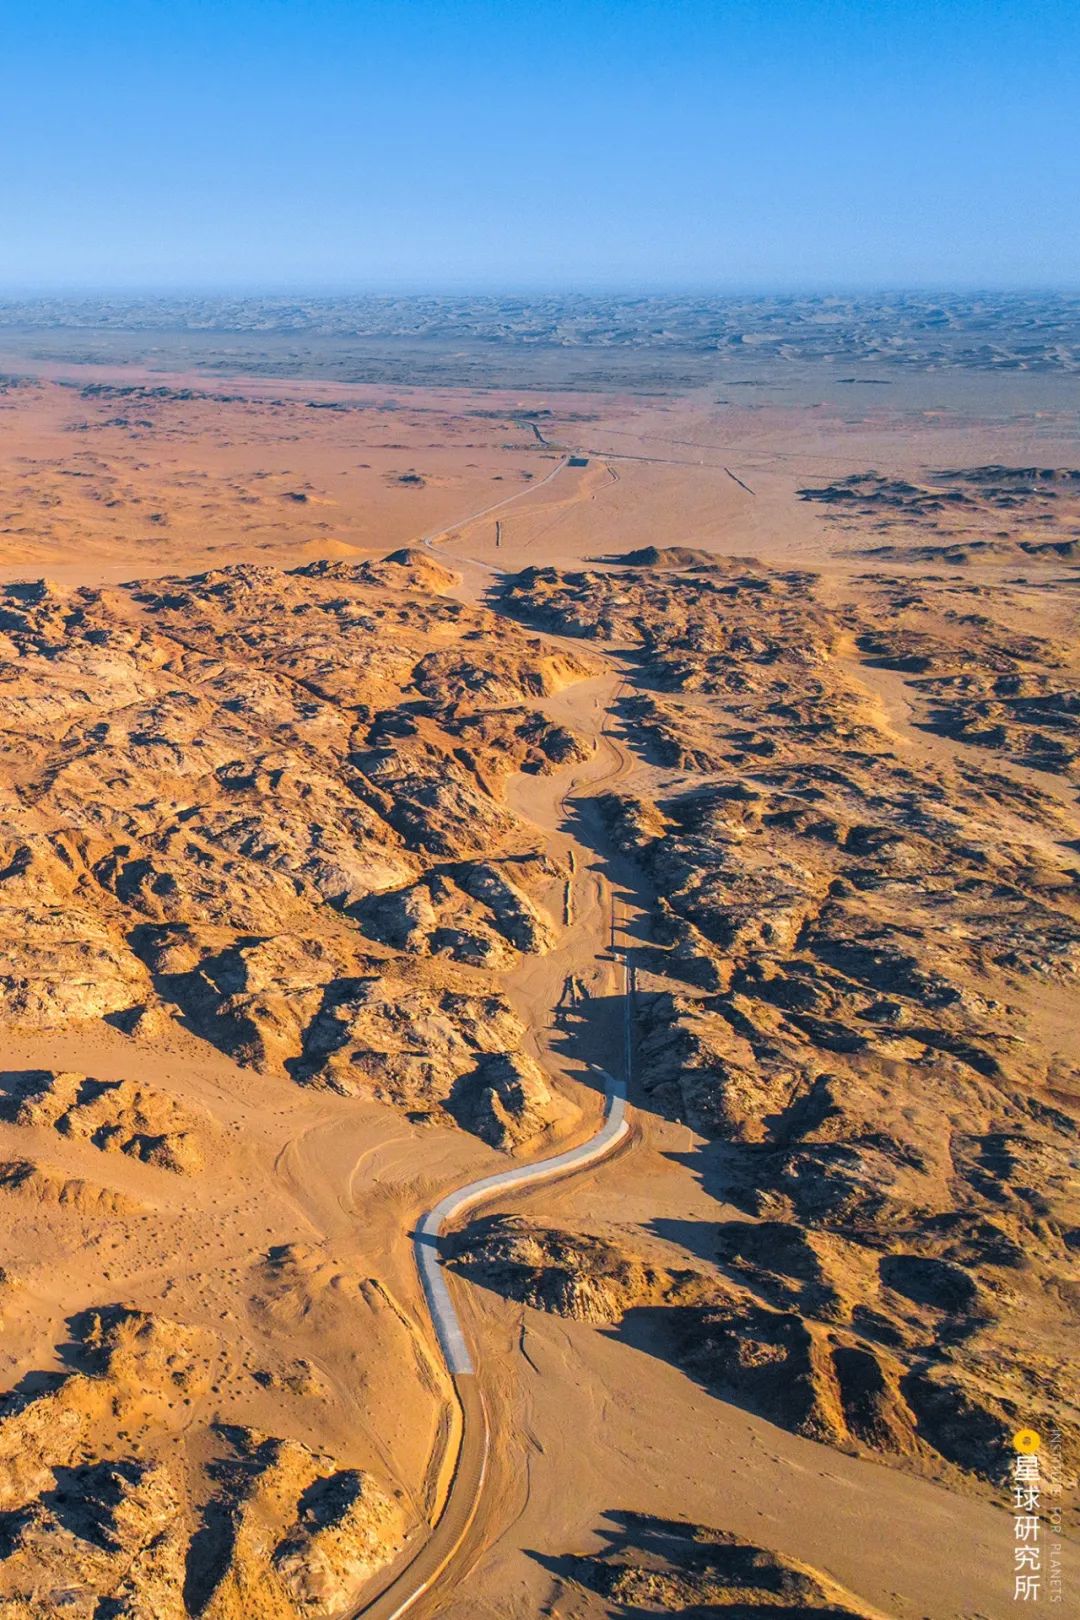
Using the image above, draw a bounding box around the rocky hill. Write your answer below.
[498,550,1080,1490]
[0,558,596,1141]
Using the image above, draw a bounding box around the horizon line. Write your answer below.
[1,282,1079,305]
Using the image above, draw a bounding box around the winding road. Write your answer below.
[416,1066,630,1378]
[356,1057,631,1620]
[350,465,637,1619]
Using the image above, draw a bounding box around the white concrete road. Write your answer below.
[415,1065,630,1374]
[356,1065,631,1619]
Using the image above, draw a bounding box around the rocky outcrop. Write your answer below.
[0,1309,211,1515]
[552,1512,886,1617]
[455,1051,577,1152]
[0,566,594,1139]
[273,1466,405,1617]
[0,1315,404,1618]
[0,1457,189,1620]
[193,1428,404,1620]
[0,1158,145,1215]
[356,859,558,965]
[449,1216,707,1325]
[483,553,1080,1490]
[2,1070,205,1173]
[458,862,556,954]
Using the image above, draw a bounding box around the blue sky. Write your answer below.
[1,0,1077,291]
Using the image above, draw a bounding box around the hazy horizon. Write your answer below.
[2,281,1080,299]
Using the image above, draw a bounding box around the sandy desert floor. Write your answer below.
[0,337,1076,1619]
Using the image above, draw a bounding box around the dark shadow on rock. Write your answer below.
[0,1068,53,1114]
[879,1254,978,1313]
[182,1423,275,1615]
[39,1459,148,1552]
[658,1141,758,1215]
[645,1215,720,1267]
[525,1507,873,1617]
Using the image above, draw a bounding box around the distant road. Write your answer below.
[356,1063,629,1620]
[418,453,570,558]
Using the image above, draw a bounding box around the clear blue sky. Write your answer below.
[2,0,1077,292]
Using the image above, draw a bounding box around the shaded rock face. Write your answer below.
[0,905,149,1028]
[0,1456,189,1620]
[451,1051,577,1151]
[0,563,592,1141]
[501,558,834,694]
[548,1511,885,1617]
[798,465,1080,580]
[458,862,556,954]
[451,1217,1070,1484]
[496,556,1080,1488]
[191,1429,404,1620]
[0,562,596,1614]
[550,1509,887,1613]
[273,1468,404,1618]
[289,973,569,1148]
[0,1312,404,1619]
[354,855,558,966]
[0,1309,212,1524]
[449,1216,707,1324]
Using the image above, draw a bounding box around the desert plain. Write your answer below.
[0,295,1076,1619]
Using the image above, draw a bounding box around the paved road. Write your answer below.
[418,453,570,562]
[416,1067,629,1374]
[354,521,634,1618]
[356,1062,630,1619]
